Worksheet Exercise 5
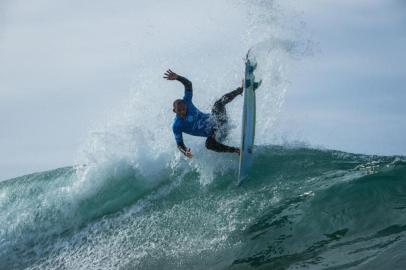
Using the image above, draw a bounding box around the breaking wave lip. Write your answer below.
[0,145,405,270]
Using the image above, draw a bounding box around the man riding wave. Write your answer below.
[164,69,242,158]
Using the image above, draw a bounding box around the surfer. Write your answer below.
[164,69,242,158]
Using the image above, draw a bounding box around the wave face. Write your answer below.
[1,146,405,270]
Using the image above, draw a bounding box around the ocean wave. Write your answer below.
[1,146,405,269]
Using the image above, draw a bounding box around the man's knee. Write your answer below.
[214,99,224,109]
[212,101,225,116]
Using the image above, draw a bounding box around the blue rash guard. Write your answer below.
[172,77,214,146]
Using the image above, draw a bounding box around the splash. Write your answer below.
[71,0,312,186]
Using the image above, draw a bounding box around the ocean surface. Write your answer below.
[1,146,405,269]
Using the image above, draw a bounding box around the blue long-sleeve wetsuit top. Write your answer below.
[172,76,214,146]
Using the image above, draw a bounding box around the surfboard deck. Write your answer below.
[237,52,260,185]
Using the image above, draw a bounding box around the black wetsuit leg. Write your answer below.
[205,135,237,153]
[205,87,243,152]
[211,87,243,123]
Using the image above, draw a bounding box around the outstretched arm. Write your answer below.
[163,69,193,91]
[173,127,193,158]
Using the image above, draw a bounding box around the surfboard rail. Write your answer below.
[237,53,259,185]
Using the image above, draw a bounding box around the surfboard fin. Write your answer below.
[253,80,262,90]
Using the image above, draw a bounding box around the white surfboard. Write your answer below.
[238,54,261,185]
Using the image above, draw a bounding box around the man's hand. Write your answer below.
[163,69,178,80]
[185,148,193,158]
[178,144,193,158]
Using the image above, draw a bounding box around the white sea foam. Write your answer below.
[72,0,310,186]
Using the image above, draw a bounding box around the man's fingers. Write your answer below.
[163,69,177,80]
[163,70,171,79]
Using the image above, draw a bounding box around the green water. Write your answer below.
[1,146,405,269]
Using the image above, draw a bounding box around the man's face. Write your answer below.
[174,100,187,118]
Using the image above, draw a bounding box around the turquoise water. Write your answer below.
[1,146,405,269]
